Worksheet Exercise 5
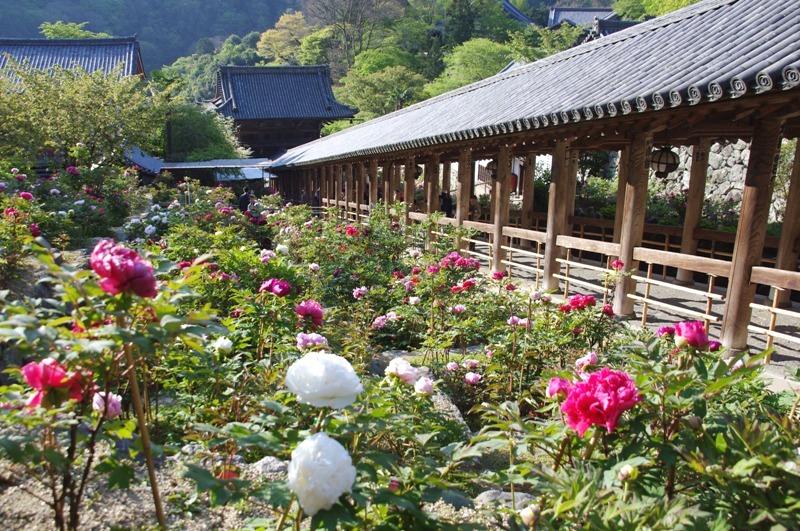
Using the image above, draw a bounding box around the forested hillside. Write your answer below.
[0,0,299,71]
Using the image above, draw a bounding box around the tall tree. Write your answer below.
[424,37,513,97]
[337,65,426,117]
[303,0,404,67]
[257,12,314,65]
[39,21,112,38]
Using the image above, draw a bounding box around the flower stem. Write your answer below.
[583,430,599,461]
[275,493,295,530]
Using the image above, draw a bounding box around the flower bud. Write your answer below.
[520,504,540,528]
[618,464,638,482]
[686,416,703,431]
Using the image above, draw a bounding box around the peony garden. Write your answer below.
[1,172,800,531]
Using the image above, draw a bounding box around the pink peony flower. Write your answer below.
[674,321,709,349]
[560,367,641,437]
[657,326,675,338]
[309,263,320,272]
[92,391,123,419]
[451,304,466,314]
[427,265,440,274]
[296,299,323,328]
[385,358,419,385]
[575,351,598,371]
[464,372,482,385]
[21,358,84,408]
[352,286,368,300]
[547,377,572,400]
[602,304,614,317]
[610,259,624,270]
[345,225,360,236]
[19,191,34,201]
[414,376,434,395]
[259,278,291,297]
[462,359,479,369]
[296,332,328,350]
[89,239,158,298]
[446,361,459,372]
[507,316,521,326]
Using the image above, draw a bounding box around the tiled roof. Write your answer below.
[587,18,641,39]
[270,0,800,170]
[213,65,357,121]
[500,0,533,24]
[548,7,616,27]
[0,37,144,76]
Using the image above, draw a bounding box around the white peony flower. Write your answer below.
[58,211,67,217]
[276,244,290,255]
[50,188,60,195]
[285,352,363,408]
[213,337,233,354]
[288,432,356,516]
[74,199,85,205]
[128,217,142,224]
[144,225,157,236]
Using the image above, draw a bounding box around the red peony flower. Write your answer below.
[21,358,85,408]
[296,299,323,328]
[560,367,641,437]
[29,223,40,237]
[89,239,158,298]
[19,191,34,201]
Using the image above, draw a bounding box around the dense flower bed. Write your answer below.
[1,186,798,530]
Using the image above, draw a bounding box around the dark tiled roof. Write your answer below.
[548,7,616,27]
[0,37,144,76]
[501,0,533,24]
[213,65,357,121]
[270,0,800,170]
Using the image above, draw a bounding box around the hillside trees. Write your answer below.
[424,37,514,97]
[257,12,314,65]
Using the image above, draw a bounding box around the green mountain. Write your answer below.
[0,0,300,71]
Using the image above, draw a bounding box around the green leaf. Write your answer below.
[250,481,292,507]
[715,433,728,454]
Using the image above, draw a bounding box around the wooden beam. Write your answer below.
[613,131,653,317]
[404,157,415,227]
[772,139,800,306]
[613,147,629,244]
[543,140,571,291]
[521,154,536,234]
[426,154,440,214]
[369,159,379,207]
[720,117,783,350]
[492,145,512,273]
[676,138,711,285]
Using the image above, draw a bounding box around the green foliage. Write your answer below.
[337,65,427,117]
[507,24,585,63]
[39,20,111,38]
[424,38,513,97]
[257,12,313,66]
[167,103,251,162]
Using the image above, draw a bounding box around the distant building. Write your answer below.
[211,65,357,159]
[0,36,144,77]
[546,6,639,44]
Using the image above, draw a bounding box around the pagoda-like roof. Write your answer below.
[270,0,800,170]
[548,7,617,27]
[212,65,357,121]
[0,37,144,76]
[500,0,533,24]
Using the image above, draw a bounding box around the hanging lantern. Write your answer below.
[650,147,680,178]
[486,160,498,180]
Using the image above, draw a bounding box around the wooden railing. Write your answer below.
[748,267,800,358]
[501,226,546,289]
[555,236,620,304]
[628,248,730,329]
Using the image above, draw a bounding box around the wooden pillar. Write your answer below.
[774,140,800,306]
[369,159,379,207]
[442,161,452,194]
[676,139,711,285]
[356,162,366,210]
[565,148,580,237]
[613,147,630,244]
[404,157,415,226]
[543,141,571,291]
[456,148,472,251]
[387,162,398,205]
[426,155,440,214]
[521,154,536,233]
[721,118,783,349]
[613,132,653,317]
[491,145,512,273]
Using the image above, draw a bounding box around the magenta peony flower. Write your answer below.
[66,166,80,176]
[344,225,360,236]
[602,304,614,317]
[464,372,482,385]
[296,299,323,328]
[92,391,123,419]
[506,284,517,291]
[547,377,572,400]
[259,278,291,297]
[19,191,34,201]
[21,358,84,408]
[610,259,624,270]
[560,367,641,437]
[352,286,368,300]
[492,271,506,280]
[709,340,722,352]
[657,326,675,338]
[29,223,41,237]
[427,265,440,274]
[674,321,709,349]
[89,239,158,298]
